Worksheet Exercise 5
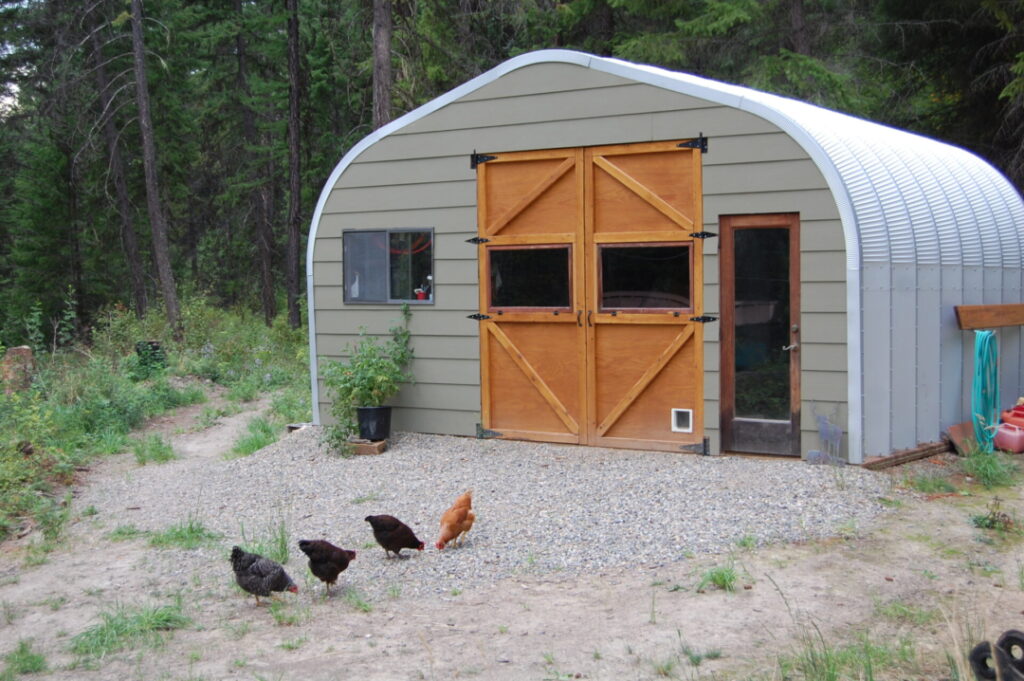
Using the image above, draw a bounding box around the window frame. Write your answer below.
[342,227,435,305]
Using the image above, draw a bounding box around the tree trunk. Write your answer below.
[91,29,148,318]
[130,0,181,338]
[236,0,276,325]
[372,0,393,130]
[285,0,302,329]
[788,0,810,55]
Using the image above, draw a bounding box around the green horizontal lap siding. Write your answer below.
[312,60,848,450]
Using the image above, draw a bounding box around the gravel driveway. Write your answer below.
[77,427,894,599]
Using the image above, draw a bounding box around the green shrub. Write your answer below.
[320,306,412,448]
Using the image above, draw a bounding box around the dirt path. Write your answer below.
[1,396,1023,681]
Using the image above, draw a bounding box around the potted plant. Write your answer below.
[321,306,413,448]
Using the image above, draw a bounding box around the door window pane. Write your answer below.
[600,244,690,310]
[733,228,790,419]
[489,247,571,308]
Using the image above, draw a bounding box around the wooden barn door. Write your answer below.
[585,142,704,451]
[476,148,587,444]
[476,140,704,452]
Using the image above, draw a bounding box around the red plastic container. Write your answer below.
[994,422,1024,453]
[1000,406,1024,428]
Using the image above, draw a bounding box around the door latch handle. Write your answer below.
[782,343,799,351]
[576,310,582,327]
[587,310,593,327]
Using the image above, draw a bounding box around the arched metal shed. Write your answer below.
[307,49,1024,463]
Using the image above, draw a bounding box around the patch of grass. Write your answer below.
[92,429,131,455]
[238,520,290,565]
[970,497,1018,536]
[907,472,957,494]
[1,601,19,624]
[351,491,381,504]
[268,600,302,626]
[2,639,46,675]
[696,564,738,593]
[197,406,229,429]
[107,525,147,542]
[226,374,262,403]
[70,600,191,662]
[651,657,677,677]
[735,534,757,549]
[148,515,221,550]
[278,637,307,651]
[874,599,939,625]
[777,628,916,681]
[229,416,278,457]
[81,505,98,517]
[877,496,904,508]
[387,585,401,599]
[131,433,177,465]
[41,595,67,611]
[960,448,1019,489]
[344,588,373,613]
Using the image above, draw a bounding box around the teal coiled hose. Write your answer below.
[972,329,999,453]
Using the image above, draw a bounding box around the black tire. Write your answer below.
[970,640,997,681]
[998,630,1024,674]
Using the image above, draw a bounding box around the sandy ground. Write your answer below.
[1,393,1023,681]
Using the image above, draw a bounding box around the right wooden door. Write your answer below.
[476,140,706,452]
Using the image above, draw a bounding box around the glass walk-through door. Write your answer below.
[720,213,801,456]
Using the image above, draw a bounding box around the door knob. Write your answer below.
[782,343,799,351]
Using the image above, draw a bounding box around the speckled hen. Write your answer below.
[230,546,298,605]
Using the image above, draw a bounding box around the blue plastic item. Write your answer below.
[972,330,999,453]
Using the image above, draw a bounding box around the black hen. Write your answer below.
[230,546,297,605]
[364,515,424,558]
[298,539,356,595]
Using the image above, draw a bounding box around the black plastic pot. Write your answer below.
[356,406,392,441]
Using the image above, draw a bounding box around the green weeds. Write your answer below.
[238,520,291,565]
[229,417,277,458]
[131,434,176,465]
[961,448,1019,489]
[149,515,221,550]
[0,299,310,542]
[70,599,190,663]
[2,639,46,676]
[696,563,738,593]
[907,473,957,494]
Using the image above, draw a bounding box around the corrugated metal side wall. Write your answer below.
[310,61,848,455]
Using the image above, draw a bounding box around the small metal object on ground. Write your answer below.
[347,438,387,455]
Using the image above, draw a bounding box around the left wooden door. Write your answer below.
[476,148,587,444]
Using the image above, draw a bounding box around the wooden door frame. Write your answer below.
[719,213,801,455]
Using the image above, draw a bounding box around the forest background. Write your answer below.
[1,0,1023,345]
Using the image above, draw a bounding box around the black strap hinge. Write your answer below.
[690,231,717,239]
[678,133,708,154]
[470,151,497,169]
[466,236,490,244]
[468,313,491,321]
[690,315,718,323]
[476,424,503,439]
